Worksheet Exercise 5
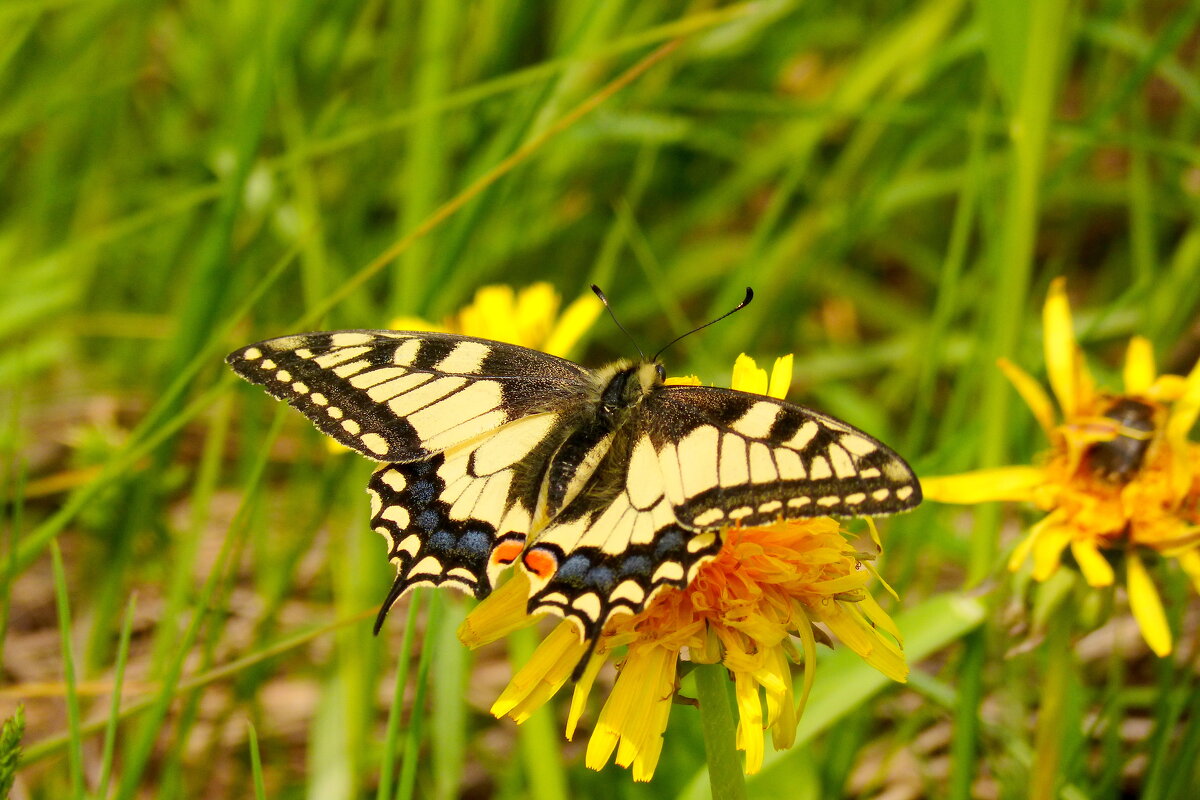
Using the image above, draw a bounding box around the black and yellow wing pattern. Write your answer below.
[227,330,922,639]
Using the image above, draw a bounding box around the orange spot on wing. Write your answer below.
[522,548,558,579]
[492,540,525,565]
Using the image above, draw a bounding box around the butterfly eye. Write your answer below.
[655,364,666,381]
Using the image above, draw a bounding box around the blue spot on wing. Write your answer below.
[409,480,437,505]
[459,529,491,555]
[557,554,591,584]
[586,565,615,592]
[620,555,652,578]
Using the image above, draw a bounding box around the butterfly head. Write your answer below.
[593,359,666,422]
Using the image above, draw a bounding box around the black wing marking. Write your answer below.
[646,386,922,528]
[227,330,590,461]
[518,428,723,639]
[368,410,567,629]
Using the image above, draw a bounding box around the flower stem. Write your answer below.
[1031,611,1072,800]
[694,662,747,800]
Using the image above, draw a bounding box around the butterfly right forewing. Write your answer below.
[648,386,922,529]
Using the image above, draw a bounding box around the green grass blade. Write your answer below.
[50,541,84,800]
[249,722,267,800]
[377,593,425,800]
[112,412,286,800]
[431,597,469,800]
[96,593,137,798]
[396,593,442,800]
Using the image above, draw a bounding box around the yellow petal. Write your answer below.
[1166,355,1200,448]
[767,354,795,400]
[767,647,798,751]
[457,571,537,647]
[1070,539,1114,587]
[664,374,702,387]
[1073,342,1097,413]
[1008,529,1038,573]
[731,354,768,395]
[490,621,588,723]
[566,649,606,740]
[998,357,1057,436]
[1146,374,1186,403]
[543,289,604,358]
[1043,277,1080,416]
[513,283,560,348]
[460,285,517,342]
[587,644,676,780]
[1127,550,1172,657]
[862,559,900,602]
[1031,522,1072,581]
[813,601,907,682]
[1123,336,1157,395]
[921,466,1047,504]
[1178,550,1200,596]
[734,671,765,774]
[858,590,903,642]
[793,606,818,722]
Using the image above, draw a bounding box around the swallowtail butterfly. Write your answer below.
[227,306,921,640]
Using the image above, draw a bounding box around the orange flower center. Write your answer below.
[604,519,869,652]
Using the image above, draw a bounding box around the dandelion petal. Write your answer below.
[1127,550,1172,657]
[1123,336,1157,395]
[1070,540,1114,587]
[1044,277,1080,417]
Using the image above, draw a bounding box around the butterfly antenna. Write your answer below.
[592,285,646,359]
[652,287,754,361]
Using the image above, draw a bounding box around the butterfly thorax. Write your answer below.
[536,360,666,522]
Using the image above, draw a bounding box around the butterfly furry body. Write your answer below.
[227,330,922,640]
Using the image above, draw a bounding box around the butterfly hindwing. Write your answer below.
[520,429,723,638]
[226,330,589,461]
[368,410,572,625]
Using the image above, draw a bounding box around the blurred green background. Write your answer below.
[3,0,1200,798]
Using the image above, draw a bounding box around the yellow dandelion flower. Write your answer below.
[390,281,601,356]
[459,355,907,781]
[923,278,1200,656]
